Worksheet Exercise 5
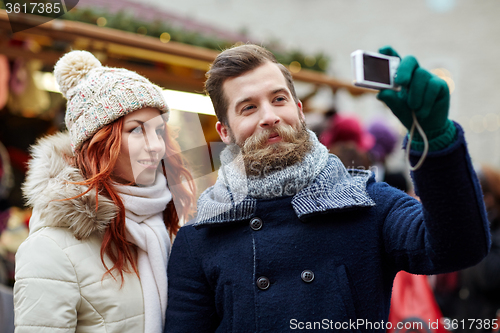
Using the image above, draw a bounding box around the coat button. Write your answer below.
[301,270,315,283]
[249,217,263,231]
[256,276,270,290]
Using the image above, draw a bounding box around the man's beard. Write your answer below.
[230,121,313,178]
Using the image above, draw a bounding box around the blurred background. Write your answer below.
[1,0,500,330]
[147,0,500,163]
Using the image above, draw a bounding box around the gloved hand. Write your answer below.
[376,46,456,151]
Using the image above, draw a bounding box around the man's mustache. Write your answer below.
[242,124,301,152]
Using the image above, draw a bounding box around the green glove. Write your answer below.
[376,46,456,151]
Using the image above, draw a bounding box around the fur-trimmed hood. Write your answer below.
[22,132,117,239]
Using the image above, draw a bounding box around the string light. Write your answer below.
[431,68,455,94]
[96,17,107,27]
[289,61,301,73]
[318,58,328,71]
[160,32,171,43]
[484,113,499,132]
[304,56,316,67]
[470,115,485,134]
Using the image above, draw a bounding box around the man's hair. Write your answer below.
[205,44,300,126]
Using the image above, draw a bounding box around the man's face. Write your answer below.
[215,61,305,147]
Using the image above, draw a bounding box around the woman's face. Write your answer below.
[114,107,166,186]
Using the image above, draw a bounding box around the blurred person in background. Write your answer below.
[165,44,490,332]
[319,112,374,171]
[13,51,196,333]
[0,141,14,333]
[367,119,409,192]
[0,139,13,286]
[304,105,337,140]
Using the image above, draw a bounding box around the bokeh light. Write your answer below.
[160,32,171,43]
[96,17,107,27]
[304,56,316,67]
[431,68,455,94]
[469,115,485,134]
[484,113,499,132]
[289,61,301,73]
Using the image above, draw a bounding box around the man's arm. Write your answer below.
[380,123,490,274]
[374,46,490,274]
[166,226,219,333]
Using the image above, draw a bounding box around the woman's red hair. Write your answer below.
[68,113,196,281]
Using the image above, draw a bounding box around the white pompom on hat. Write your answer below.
[54,50,102,96]
[54,50,169,151]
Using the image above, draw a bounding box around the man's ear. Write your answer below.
[216,121,232,144]
[297,100,305,122]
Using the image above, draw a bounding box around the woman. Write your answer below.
[13,51,196,332]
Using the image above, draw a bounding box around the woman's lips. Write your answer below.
[137,159,159,169]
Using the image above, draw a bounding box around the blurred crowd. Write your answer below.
[309,108,410,193]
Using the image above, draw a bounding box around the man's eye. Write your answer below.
[275,96,286,102]
[242,105,255,112]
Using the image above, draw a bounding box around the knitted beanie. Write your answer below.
[54,50,169,151]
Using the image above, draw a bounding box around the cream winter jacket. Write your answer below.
[14,132,145,333]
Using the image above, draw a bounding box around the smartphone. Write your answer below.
[351,50,400,90]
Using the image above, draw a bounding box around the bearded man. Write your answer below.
[165,44,490,332]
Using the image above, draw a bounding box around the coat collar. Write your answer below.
[193,155,375,227]
[22,132,117,239]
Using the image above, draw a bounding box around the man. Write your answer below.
[165,44,490,332]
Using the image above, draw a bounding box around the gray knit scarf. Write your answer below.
[221,129,329,200]
[195,130,331,224]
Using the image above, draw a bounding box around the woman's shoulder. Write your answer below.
[15,226,81,282]
[18,225,101,262]
[22,132,117,240]
[15,224,105,281]
[26,225,87,247]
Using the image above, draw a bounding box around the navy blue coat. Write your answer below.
[166,125,490,332]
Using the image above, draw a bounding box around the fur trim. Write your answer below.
[22,132,117,239]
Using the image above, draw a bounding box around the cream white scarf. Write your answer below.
[115,173,172,333]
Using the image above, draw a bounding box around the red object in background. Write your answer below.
[319,113,375,152]
[493,310,500,333]
[0,55,9,109]
[6,146,30,174]
[388,271,450,333]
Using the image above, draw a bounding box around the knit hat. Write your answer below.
[320,113,374,152]
[367,119,398,162]
[54,50,169,151]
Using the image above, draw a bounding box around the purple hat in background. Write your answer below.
[367,119,399,162]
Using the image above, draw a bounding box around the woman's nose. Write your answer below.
[144,130,163,153]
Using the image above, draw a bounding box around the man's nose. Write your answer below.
[259,104,280,128]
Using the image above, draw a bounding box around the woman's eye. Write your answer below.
[156,128,165,136]
[131,126,142,134]
[275,96,286,102]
